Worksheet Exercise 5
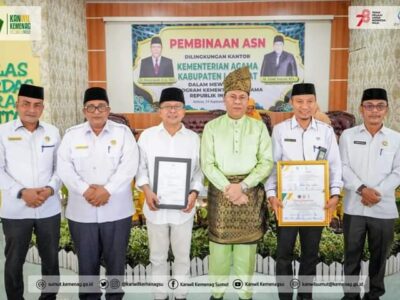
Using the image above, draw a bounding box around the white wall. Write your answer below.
[304,21,332,111]
[105,22,134,113]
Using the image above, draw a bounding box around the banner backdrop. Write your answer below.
[0,41,41,124]
[132,22,304,112]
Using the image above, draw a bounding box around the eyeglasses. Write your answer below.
[84,104,110,113]
[362,104,387,111]
[159,105,184,111]
[227,94,248,102]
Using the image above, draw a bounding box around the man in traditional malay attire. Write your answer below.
[201,66,273,300]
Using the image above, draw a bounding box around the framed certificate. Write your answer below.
[277,160,330,226]
[153,157,191,209]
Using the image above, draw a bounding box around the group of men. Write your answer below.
[0,66,399,300]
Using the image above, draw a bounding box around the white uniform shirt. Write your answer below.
[136,123,203,225]
[339,124,400,219]
[265,116,343,197]
[0,118,61,219]
[57,120,139,223]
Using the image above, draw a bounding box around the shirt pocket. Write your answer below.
[106,146,122,171]
[38,144,56,169]
[378,150,395,174]
[40,144,56,155]
[71,148,90,172]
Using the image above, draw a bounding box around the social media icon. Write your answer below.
[168,278,179,290]
[233,279,243,289]
[290,278,300,289]
[36,279,46,290]
[99,279,109,289]
[110,278,120,289]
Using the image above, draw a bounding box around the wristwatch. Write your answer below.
[45,186,55,196]
[17,188,26,199]
[356,184,367,196]
[189,190,199,197]
[240,182,249,193]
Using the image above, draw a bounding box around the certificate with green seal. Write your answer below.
[277,160,329,226]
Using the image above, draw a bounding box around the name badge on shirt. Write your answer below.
[284,138,296,142]
[354,141,367,145]
[316,146,327,160]
[75,144,89,149]
[8,136,22,141]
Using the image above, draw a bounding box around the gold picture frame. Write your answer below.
[277,160,330,226]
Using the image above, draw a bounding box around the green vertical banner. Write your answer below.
[0,42,41,124]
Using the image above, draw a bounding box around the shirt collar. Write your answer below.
[157,122,188,135]
[13,118,43,132]
[290,115,317,130]
[358,123,367,133]
[224,113,246,125]
[359,123,388,135]
[153,57,160,64]
[83,120,111,135]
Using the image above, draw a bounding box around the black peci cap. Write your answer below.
[273,35,284,43]
[159,87,185,104]
[18,84,44,100]
[361,88,388,102]
[83,87,109,104]
[291,83,316,97]
[151,36,162,45]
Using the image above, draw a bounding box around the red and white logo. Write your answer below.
[356,9,370,27]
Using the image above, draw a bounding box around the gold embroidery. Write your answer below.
[75,145,89,149]
[207,175,267,244]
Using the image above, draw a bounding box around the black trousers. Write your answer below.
[276,226,323,300]
[68,216,132,300]
[1,214,61,300]
[342,214,395,300]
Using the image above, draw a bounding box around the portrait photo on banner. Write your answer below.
[132,22,305,112]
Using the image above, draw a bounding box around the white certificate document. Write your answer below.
[277,161,329,226]
[153,157,191,209]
